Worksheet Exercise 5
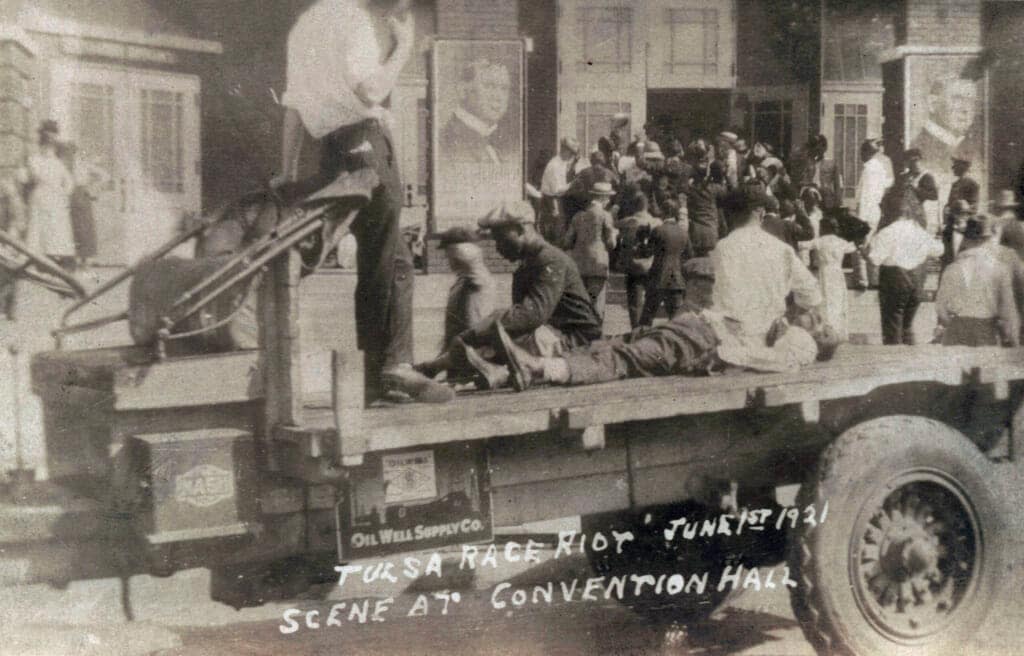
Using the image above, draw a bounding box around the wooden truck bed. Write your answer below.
[292,345,1024,460]
[32,343,1024,464]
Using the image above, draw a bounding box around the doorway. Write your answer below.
[50,62,201,265]
[646,90,731,147]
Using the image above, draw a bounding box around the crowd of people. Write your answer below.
[417,123,1024,402]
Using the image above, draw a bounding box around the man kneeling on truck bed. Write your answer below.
[490,187,838,389]
[416,200,603,389]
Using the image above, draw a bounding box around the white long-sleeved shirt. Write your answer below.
[936,247,1017,321]
[540,156,572,196]
[868,219,944,270]
[857,156,893,230]
[281,0,410,138]
[711,223,822,342]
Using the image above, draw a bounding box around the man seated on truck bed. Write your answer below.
[416,200,603,388]
[493,257,840,391]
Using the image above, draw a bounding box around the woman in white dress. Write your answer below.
[19,121,75,262]
[814,215,856,340]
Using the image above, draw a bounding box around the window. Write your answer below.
[751,100,793,161]
[576,102,630,156]
[139,89,185,193]
[833,103,868,199]
[577,7,632,73]
[665,8,719,75]
[69,83,115,178]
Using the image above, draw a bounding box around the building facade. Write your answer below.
[0,0,1020,269]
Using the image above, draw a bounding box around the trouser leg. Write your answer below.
[663,290,685,320]
[347,124,414,401]
[563,318,714,385]
[625,273,646,329]
[879,266,913,345]
[583,276,608,320]
[902,291,921,345]
[639,286,662,326]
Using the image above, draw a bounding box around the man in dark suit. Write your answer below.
[942,157,981,268]
[793,134,843,211]
[441,59,511,165]
[900,148,939,232]
[639,201,692,325]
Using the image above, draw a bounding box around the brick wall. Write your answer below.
[901,0,982,46]
[437,0,519,39]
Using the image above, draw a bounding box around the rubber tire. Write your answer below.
[581,502,734,624]
[787,415,1010,656]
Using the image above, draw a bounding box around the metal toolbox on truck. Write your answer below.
[127,428,258,544]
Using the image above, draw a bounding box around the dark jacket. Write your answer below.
[683,173,727,255]
[644,220,692,291]
[501,239,603,343]
[762,210,814,252]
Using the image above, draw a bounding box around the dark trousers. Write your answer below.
[625,272,647,329]
[563,315,719,385]
[878,265,920,345]
[287,119,413,401]
[639,287,684,326]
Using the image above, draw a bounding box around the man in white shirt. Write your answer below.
[536,137,580,243]
[868,189,945,345]
[853,139,894,289]
[935,215,1019,347]
[276,0,452,404]
[711,187,822,345]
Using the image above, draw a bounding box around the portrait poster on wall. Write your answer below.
[905,54,988,207]
[431,39,524,233]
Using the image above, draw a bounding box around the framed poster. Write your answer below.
[431,39,525,233]
[905,54,988,204]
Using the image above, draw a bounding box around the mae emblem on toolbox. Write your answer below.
[174,464,235,508]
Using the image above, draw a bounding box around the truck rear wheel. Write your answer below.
[581,502,733,624]
[788,416,1009,656]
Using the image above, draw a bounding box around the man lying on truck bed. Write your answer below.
[477,186,836,390]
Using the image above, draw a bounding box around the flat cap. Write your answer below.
[478,200,536,229]
[682,257,715,280]
[718,131,738,144]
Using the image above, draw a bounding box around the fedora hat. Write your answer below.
[992,189,1020,210]
[589,181,615,197]
[642,141,664,160]
[559,136,580,155]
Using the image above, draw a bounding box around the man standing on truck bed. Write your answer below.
[275,0,452,404]
[416,201,602,389]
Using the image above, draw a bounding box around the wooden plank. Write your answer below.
[295,345,1024,452]
[491,473,629,526]
[332,349,365,466]
[260,249,303,428]
[489,432,627,488]
[112,350,262,410]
